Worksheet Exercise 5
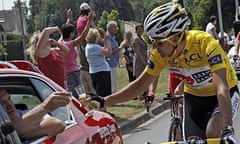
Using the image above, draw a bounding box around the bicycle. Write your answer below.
[143,92,184,141]
[160,137,240,144]
[163,93,184,142]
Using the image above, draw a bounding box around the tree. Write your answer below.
[184,0,235,33]
[97,11,109,29]
[25,0,236,37]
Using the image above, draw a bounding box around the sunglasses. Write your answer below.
[150,32,184,47]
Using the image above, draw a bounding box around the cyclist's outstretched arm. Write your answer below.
[212,68,232,126]
[105,71,157,106]
[148,76,159,95]
[212,68,234,139]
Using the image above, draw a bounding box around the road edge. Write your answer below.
[119,101,170,135]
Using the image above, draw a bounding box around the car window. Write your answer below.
[0,76,71,122]
[30,78,70,122]
[11,94,41,110]
[30,78,53,100]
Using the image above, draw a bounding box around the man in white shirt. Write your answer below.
[206,15,219,40]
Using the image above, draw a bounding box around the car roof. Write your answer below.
[0,60,42,73]
[0,60,63,90]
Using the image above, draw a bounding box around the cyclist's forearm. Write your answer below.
[213,69,233,126]
[217,91,233,125]
[105,72,155,106]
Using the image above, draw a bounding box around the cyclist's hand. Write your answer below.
[221,125,238,144]
[143,93,155,107]
[87,93,105,109]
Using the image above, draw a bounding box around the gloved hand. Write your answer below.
[221,125,238,144]
[87,93,105,109]
[143,93,155,108]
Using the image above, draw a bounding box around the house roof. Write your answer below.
[0,10,15,32]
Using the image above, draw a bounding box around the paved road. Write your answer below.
[123,109,240,144]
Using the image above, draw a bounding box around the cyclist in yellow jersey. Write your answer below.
[90,2,239,142]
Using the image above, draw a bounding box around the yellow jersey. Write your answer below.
[145,30,238,96]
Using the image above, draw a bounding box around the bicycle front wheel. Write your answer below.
[168,118,182,141]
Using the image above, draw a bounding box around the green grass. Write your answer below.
[107,64,169,123]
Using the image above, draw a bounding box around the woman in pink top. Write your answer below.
[60,9,95,98]
[77,2,95,36]
[27,27,69,88]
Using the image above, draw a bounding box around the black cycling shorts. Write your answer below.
[183,85,240,140]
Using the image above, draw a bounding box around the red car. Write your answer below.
[0,60,123,144]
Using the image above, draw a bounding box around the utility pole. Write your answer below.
[1,0,5,10]
[216,0,224,48]
[235,0,239,20]
[18,0,26,60]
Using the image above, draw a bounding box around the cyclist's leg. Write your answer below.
[169,73,184,115]
[206,85,240,137]
[183,93,218,140]
[168,73,182,96]
[169,73,184,140]
[205,108,222,137]
[174,80,184,95]
[174,81,184,118]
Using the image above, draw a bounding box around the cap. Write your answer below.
[80,2,90,11]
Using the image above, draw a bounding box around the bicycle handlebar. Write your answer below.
[163,95,183,101]
[160,137,240,144]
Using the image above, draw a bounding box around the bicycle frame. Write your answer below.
[163,93,184,141]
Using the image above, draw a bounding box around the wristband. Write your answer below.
[88,93,105,108]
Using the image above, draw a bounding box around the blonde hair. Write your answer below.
[125,31,133,39]
[85,28,100,43]
[26,31,40,64]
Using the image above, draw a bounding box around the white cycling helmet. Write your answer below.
[144,2,189,39]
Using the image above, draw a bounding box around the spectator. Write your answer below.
[77,2,95,36]
[77,2,96,94]
[27,27,69,88]
[120,31,135,82]
[97,27,105,47]
[205,15,219,40]
[107,21,124,93]
[234,32,240,58]
[60,9,95,98]
[0,88,71,140]
[233,15,240,37]
[218,32,232,53]
[85,28,112,113]
[133,24,148,99]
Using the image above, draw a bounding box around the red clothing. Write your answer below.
[77,16,88,36]
[168,73,182,95]
[37,50,66,88]
[237,32,240,41]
